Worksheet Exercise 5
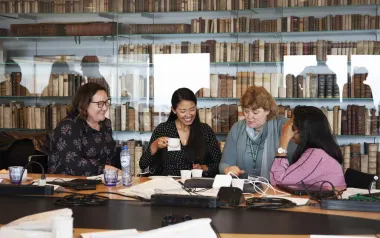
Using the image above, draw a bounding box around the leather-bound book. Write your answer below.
[341,109,347,135]
[371,109,377,135]
[220,104,229,133]
[229,104,238,130]
[285,74,293,98]
[364,143,378,175]
[332,75,340,98]
[350,143,361,172]
[357,106,365,135]
[317,74,325,98]
[325,74,333,98]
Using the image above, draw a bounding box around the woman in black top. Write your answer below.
[48,83,116,176]
[139,88,221,177]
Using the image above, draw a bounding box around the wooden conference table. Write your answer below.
[0,173,379,238]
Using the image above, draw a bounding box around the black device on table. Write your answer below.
[47,179,102,190]
[276,184,336,196]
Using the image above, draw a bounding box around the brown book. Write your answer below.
[122,24,191,34]
[350,143,361,172]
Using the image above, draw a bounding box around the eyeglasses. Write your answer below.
[91,99,111,108]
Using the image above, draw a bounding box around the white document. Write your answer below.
[0,228,52,238]
[2,208,72,231]
[125,218,217,238]
[45,177,75,182]
[341,187,380,199]
[118,177,219,199]
[81,229,138,238]
[87,174,122,181]
[31,182,61,191]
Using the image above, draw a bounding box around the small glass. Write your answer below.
[9,166,24,184]
[103,168,118,186]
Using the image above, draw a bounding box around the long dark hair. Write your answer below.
[168,88,206,164]
[292,106,343,164]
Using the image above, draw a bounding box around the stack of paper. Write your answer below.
[0,209,73,238]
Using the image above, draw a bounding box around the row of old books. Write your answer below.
[108,104,170,132]
[0,71,373,100]
[109,103,380,135]
[278,104,380,136]
[1,0,378,14]
[195,72,371,99]
[118,40,379,64]
[1,101,379,136]
[341,142,380,189]
[0,72,30,96]
[0,102,69,131]
[190,14,380,34]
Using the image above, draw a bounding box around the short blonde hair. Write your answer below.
[240,86,277,120]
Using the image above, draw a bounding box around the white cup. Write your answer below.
[231,179,244,191]
[180,170,192,180]
[191,169,203,178]
[168,138,180,148]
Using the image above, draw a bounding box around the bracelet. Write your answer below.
[275,156,288,158]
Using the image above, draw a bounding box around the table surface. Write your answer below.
[0,173,379,238]
[24,173,379,220]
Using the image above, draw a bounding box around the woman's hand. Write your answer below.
[224,166,245,176]
[193,164,208,171]
[150,137,169,155]
[280,120,295,145]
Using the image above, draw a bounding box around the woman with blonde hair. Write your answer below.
[219,86,296,179]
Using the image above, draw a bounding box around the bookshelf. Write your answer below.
[0,0,380,181]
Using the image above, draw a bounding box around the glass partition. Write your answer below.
[0,1,379,179]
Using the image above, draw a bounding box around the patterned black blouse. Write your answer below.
[48,113,116,176]
[139,120,222,177]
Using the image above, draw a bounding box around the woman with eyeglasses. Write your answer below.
[270,106,346,187]
[48,82,116,176]
[219,86,297,179]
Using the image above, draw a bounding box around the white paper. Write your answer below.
[280,197,309,206]
[118,177,219,199]
[341,187,380,199]
[81,229,138,238]
[45,177,75,182]
[0,227,53,238]
[87,174,122,181]
[125,218,217,238]
[2,208,72,231]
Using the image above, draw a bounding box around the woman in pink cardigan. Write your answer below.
[270,106,346,188]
